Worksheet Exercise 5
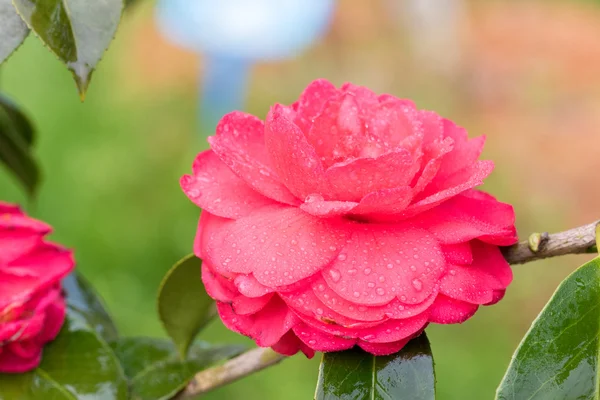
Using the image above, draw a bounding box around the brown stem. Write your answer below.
[177,219,599,399]
[501,220,599,264]
[175,348,285,399]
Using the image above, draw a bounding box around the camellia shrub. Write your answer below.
[0,2,598,400]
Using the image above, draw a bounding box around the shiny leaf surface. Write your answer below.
[496,256,600,399]
[12,0,122,98]
[158,254,215,358]
[0,94,38,197]
[111,337,246,400]
[0,0,29,64]
[63,271,119,342]
[315,333,435,400]
[0,310,128,399]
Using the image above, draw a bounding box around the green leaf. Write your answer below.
[158,254,215,359]
[0,94,39,197]
[63,271,119,342]
[0,0,29,64]
[0,310,128,400]
[11,0,122,98]
[496,257,600,400]
[315,333,435,400]
[111,337,246,400]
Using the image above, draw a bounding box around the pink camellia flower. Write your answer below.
[181,79,517,357]
[0,202,74,373]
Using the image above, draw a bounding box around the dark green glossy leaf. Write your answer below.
[496,257,600,400]
[12,0,122,98]
[315,333,435,400]
[0,310,128,400]
[0,94,38,197]
[63,271,119,342]
[0,0,29,64]
[111,337,246,400]
[158,254,215,359]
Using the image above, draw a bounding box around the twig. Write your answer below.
[176,347,285,399]
[502,220,599,264]
[178,219,599,399]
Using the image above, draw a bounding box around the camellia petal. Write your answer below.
[204,206,349,287]
[181,151,276,219]
[208,111,298,205]
[322,225,445,306]
[265,105,329,199]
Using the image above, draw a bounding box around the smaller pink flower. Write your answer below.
[0,202,74,373]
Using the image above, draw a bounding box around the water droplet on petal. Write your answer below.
[337,253,347,261]
[364,268,372,275]
[412,279,423,291]
[329,269,341,282]
[353,291,360,298]
[449,269,457,276]
[376,288,385,295]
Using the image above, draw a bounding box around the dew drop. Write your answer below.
[329,269,341,282]
[400,295,407,301]
[449,269,457,276]
[317,284,325,292]
[308,339,317,345]
[376,288,385,296]
[397,305,405,311]
[337,253,347,261]
[353,291,360,298]
[347,269,357,275]
[412,279,423,291]
[409,265,417,271]
[367,282,375,288]
[316,308,323,315]
[364,268,372,275]
[378,276,385,283]
[386,263,394,269]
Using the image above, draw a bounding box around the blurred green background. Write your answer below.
[1,0,599,398]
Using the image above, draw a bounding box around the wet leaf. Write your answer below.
[0,310,128,400]
[12,0,122,98]
[0,94,38,197]
[63,271,119,342]
[0,0,29,64]
[496,257,600,399]
[158,254,215,359]
[315,333,435,400]
[111,337,246,400]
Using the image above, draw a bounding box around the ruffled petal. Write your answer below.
[203,206,349,288]
[292,79,339,135]
[217,296,298,348]
[292,322,356,352]
[358,337,412,355]
[440,241,512,304]
[428,295,478,324]
[208,111,298,205]
[326,148,422,202]
[181,151,276,219]
[265,105,329,200]
[322,225,445,306]
[415,190,517,246]
[271,330,315,358]
[402,160,494,219]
